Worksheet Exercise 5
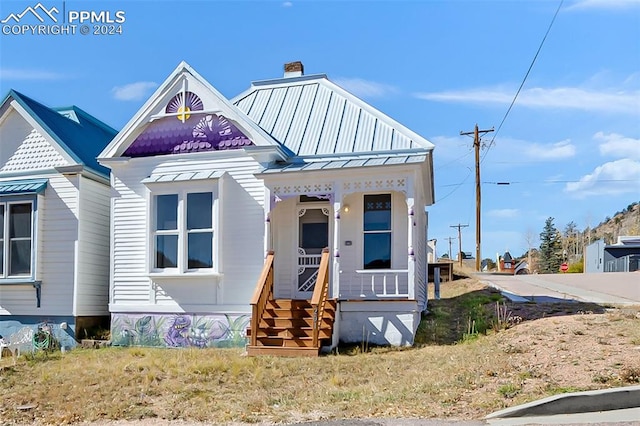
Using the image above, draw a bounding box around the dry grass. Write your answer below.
[1,277,640,425]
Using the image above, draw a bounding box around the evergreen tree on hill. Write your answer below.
[539,217,563,274]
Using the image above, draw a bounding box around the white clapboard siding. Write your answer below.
[38,174,79,315]
[272,198,295,299]
[111,165,151,305]
[218,173,264,305]
[151,277,219,310]
[110,153,265,312]
[0,174,79,316]
[75,176,110,316]
[336,193,358,299]
[414,207,427,311]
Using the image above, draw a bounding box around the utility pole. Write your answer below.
[460,124,494,271]
[449,224,468,267]
[445,236,456,260]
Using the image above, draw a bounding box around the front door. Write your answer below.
[296,206,329,299]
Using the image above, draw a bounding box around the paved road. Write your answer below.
[475,272,640,305]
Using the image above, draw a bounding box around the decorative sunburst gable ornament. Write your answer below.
[165,91,203,121]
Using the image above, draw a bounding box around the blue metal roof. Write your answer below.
[0,178,47,195]
[2,90,118,178]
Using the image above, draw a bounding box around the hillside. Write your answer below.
[590,201,640,244]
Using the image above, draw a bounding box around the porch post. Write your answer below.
[332,188,342,299]
[264,187,272,255]
[407,190,416,300]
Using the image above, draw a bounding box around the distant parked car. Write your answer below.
[514,260,530,275]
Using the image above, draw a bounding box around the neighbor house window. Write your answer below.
[0,202,34,277]
[152,192,214,271]
[363,194,391,269]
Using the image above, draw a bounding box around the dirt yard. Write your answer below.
[1,277,639,425]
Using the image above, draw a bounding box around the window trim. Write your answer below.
[0,196,38,284]
[362,193,393,270]
[146,181,219,276]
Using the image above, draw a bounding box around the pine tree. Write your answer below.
[539,217,563,273]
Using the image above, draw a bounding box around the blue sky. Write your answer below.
[1,0,639,260]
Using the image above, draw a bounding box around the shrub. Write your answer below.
[567,260,583,273]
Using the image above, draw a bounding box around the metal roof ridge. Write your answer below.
[54,105,119,134]
[251,74,328,87]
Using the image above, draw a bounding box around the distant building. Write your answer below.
[427,239,437,263]
[585,237,640,273]
[499,251,515,273]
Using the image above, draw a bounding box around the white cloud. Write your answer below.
[487,208,520,218]
[565,158,640,197]
[111,81,158,101]
[0,68,64,80]
[414,86,639,115]
[282,1,293,6]
[594,132,640,160]
[565,0,640,11]
[524,140,576,160]
[334,77,398,99]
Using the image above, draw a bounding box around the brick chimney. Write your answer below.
[284,61,304,78]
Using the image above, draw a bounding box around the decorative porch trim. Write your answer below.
[342,178,407,195]
[272,182,334,197]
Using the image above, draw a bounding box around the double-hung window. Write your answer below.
[152,190,215,272]
[363,194,392,269]
[0,201,34,279]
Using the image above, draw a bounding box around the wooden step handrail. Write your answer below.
[310,248,331,348]
[250,251,275,347]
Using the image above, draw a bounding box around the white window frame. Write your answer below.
[362,193,393,270]
[147,181,219,276]
[0,197,37,283]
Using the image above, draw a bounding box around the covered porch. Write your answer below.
[247,165,429,354]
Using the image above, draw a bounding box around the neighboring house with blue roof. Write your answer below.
[98,61,435,355]
[0,90,117,349]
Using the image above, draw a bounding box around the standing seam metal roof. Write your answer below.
[232,75,434,157]
[258,153,428,175]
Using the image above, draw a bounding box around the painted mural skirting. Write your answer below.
[0,316,78,351]
[111,313,249,348]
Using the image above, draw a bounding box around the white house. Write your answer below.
[98,62,435,355]
[0,90,116,349]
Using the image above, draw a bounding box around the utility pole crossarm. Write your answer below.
[445,236,456,260]
[449,224,468,267]
[460,124,494,272]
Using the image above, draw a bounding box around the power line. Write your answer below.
[482,0,565,163]
[435,167,472,202]
[434,150,473,171]
[439,178,638,188]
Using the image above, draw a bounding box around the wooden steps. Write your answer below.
[246,298,336,356]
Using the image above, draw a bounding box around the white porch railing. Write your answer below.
[298,248,323,292]
[349,269,410,299]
